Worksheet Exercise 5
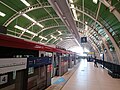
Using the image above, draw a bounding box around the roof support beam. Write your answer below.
[40,29,68,42]
[48,0,80,45]
[45,34,61,44]
[19,17,60,37]
[75,19,114,62]
[88,38,100,53]
[3,3,51,26]
[56,39,78,49]
[100,0,120,22]
[31,25,65,40]
[0,1,18,13]
[72,7,120,63]
[36,0,59,25]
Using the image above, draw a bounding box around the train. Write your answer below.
[0,34,78,90]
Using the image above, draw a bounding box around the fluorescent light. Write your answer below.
[39,36,47,40]
[14,25,26,31]
[58,31,62,35]
[85,22,88,30]
[22,14,36,22]
[26,30,37,36]
[93,0,98,4]
[69,0,78,20]
[60,38,62,41]
[22,14,44,28]
[0,11,6,17]
[50,35,56,39]
[69,0,73,3]
[20,0,30,6]
[36,23,44,28]
[14,25,37,36]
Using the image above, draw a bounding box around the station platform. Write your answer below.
[47,59,120,90]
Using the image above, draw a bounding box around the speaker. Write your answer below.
[0,26,7,34]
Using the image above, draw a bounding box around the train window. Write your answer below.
[45,52,52,57]
[28,67,34,75]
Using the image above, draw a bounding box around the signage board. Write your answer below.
[0,75,8,85]
[81,37,87,43]
[88,52,94,55]
[0,58,27,74]
[27,57,52,68]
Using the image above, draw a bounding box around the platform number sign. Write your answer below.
[0,75,8,85]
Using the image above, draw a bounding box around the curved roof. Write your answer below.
[0,0,120,53]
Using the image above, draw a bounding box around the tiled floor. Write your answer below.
[46,64,79,90]
[62,59,120,90]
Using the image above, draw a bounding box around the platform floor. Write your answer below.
[62,60,120,90]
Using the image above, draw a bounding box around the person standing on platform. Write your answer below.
[94,56,98,67]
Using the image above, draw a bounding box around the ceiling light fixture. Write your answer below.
[50,35,56,39]
[0,11,6,17]
[39,36,47,40]
[20,0,30,6]
[14,25,37,36]
[22,14,44,28]
[69,0,78,20]
[60,38,63,41]
[58,31,62,35]
[85,22,88,30]
[93,0,98,4]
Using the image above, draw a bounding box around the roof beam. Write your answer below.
[48,0,80,44]
[19,17,60,37]
[100,0,120,22]
[75,19,114,62]
[36,0,59,25]
[72,6,120,63]
[0,1,18,13]
[31,25,65,40]
[40,29,68,42]
[3,3,51,26]
[45,34,60,44]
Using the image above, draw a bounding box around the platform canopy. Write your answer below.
[0,0,120,52]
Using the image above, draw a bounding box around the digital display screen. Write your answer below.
[81,37,87,43]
